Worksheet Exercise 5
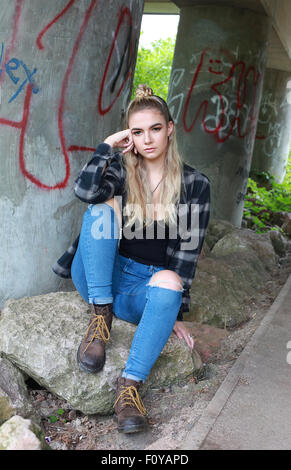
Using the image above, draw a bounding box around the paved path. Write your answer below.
[181,273,291,450]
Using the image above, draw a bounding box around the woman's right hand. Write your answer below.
[104,129,137,155]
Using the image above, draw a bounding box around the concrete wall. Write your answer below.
[168,4,271,226]
[0,0,144,306]
[252,68,291,182]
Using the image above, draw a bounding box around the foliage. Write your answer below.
[49,408,65,423]
[132,35,176,101]
[243,156,291,234]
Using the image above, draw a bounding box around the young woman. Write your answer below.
[53,84,210,434]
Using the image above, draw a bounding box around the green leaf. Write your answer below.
[49,415,58,423]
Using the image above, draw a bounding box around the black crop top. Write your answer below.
[119,220,170,266]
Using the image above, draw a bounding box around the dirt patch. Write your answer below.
[28,252,291,450]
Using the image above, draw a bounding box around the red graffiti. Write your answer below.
[0,0,28,185]
[36,0,76,50]
[0,0,98,190]
[98,6,134,116]
[182,49,262,143]
[55,0,98,190]
[0,0,22,86]
[0,1,137,190]
[68,145,96,152]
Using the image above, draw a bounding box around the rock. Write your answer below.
[211,228,277,272]
[201,241,211,256]
[0,292,202,415]
[184,227,278,328]
[271,211,289,227]
[271,211,291,229]
[185,255,262,328]
[0,415,50,450]
[183,322,229,363]
[0,357,40,426]
[282,213,291,236]
[268,230,287,257]
[205,218,236,251]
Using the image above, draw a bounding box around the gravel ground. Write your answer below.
[27,252,291,451]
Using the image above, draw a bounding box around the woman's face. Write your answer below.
[128,108,174,164]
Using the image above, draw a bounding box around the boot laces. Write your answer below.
[83,315,110,353]
[114,385,146,416]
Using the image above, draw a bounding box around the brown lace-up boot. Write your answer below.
[114,377,148,433]
[77,303,113,373]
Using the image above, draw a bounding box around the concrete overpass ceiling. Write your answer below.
[171,0,266,12]
[144,1,179,14]
[267,27,291,73]
[261,0,291,61]
[144,0,291,72]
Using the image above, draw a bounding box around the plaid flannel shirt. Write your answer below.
[52,143,211,321]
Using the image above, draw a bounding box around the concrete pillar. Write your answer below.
[168,4,271,226]
[0,0,143,306]
[251,69,291,183]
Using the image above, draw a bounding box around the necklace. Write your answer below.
[151,176,164,194]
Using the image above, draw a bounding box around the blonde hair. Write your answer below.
[123,84,183,229]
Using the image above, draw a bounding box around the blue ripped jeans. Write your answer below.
[71,203,183,383]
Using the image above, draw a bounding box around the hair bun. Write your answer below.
[135,84,154,100]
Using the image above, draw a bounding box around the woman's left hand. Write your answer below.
[173,321,194,351]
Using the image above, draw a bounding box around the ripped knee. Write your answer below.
[147,271,183,292]
[147,279,184,292]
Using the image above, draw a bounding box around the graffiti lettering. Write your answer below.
[168,47,266,207]
[0,0,97,190]
[256,89,291,160]
[183,49,262,143]
[0,0,22,88]
[0,0,138,190]
[167,68,185,124]
[0,42,39,103]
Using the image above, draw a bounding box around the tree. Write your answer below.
[132,36,176,101]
